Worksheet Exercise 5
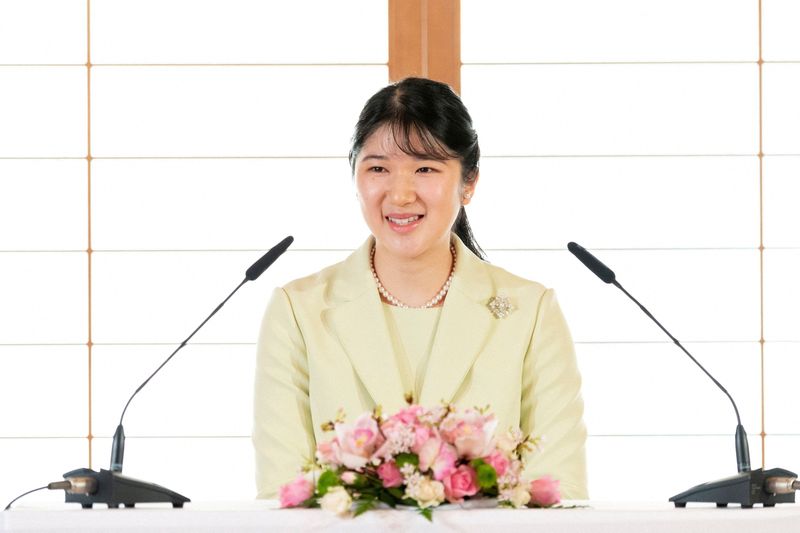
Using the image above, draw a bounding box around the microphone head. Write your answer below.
[567,241,616,284]
[246,236,294,281]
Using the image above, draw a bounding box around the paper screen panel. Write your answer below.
[92,344,255,437]
[471,156,759,250]
[763,0,800,61]
[90,0,387,64]
[578,342,761,436]
[0,346,88,437]
[91,158,364,251]
[0,0,86,64]
[763,250,800,342]
[90,66,388,157]
[0,160,87,251]
[462,64,758,156]
[462,0,755,63]
[0,252,88,344]
[0,67,86,157]
[764,343,800,435]
[762,64,800,154]
[763,156,800,247]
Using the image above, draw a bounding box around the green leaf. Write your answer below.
[350,473,369,489]
[395,453,419,468]
[387,487,405,500]
[419,507,433,521]
[317,470,340,496]
[353,498,377,517]
[300,496,320,508]
[377,491,398,507]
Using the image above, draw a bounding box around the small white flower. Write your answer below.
[319,486,352,516]
[400,463,417,478]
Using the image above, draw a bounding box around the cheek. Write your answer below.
[355,180,382,217]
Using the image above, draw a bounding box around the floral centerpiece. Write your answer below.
[279,400,561,520]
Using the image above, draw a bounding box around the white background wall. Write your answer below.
[1,0,798,507]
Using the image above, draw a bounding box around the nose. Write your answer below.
[388,172,416,205]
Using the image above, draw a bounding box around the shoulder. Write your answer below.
[280,237,374,304]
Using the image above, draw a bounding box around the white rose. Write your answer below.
[414,478,445,509]
[509,484,531,508]
[320,486,352,516]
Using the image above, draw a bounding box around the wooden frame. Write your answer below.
[389,0,461,93]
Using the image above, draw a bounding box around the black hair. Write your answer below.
[348,77,486,260]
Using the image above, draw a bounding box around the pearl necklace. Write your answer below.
[370,245,456,309]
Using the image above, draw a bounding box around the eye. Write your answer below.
[368,166,387,173]
[416,166,436,174]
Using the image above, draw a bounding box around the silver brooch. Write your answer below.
[487,296,514,319]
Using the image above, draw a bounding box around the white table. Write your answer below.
[4,500,800,532]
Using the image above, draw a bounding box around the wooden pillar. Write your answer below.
[389,0,461,93]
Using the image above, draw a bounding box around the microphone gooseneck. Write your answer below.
[567,241,750,473]
[110,236,294,474]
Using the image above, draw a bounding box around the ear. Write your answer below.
[461,170,479,206]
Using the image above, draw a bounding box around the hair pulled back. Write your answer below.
[349,77,485,260]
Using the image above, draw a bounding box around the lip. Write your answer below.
[385,213,424,233]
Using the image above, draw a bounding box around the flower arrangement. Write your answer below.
[279,401,561,520]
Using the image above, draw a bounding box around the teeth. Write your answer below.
[388,215,420,226]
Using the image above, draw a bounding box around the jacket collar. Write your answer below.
[324,235,495,412]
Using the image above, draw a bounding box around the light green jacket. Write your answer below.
[253,235,588,499]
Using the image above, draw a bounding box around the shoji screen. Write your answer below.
[0,0,387,505]
[462,0,799,501]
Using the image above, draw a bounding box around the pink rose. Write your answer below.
[377,461,404,488]
[335,413,384,470]
[484,450,510,477]
[418,438,458,481]
[529,475,561,507]
[442,465,479,503]
[279,475,314,508]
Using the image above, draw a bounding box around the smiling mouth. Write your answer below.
[386,215,423,226]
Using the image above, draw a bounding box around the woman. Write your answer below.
[253,78,587,499]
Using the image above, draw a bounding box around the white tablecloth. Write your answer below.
[4,500,800,532]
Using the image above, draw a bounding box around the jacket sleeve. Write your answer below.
[252,287,317,498]
[520,288,588,499]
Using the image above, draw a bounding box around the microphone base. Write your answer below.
[63,468,190,509]
[670,467,796,508]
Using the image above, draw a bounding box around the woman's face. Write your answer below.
[354,125,477,260]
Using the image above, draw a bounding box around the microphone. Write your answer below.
[246,235,294,281]
[567,241,797,508]
[65,235,293,509]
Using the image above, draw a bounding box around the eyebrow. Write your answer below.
[359,153,443,163]
[360,154,388,162]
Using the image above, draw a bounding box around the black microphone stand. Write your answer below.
[60,236,293,508]
[567,242,797,508]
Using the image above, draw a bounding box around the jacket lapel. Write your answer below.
[323,238,408,413]
[418,239,495,406]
